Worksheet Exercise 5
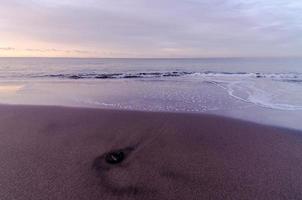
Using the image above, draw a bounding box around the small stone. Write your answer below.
[105,151,125,164]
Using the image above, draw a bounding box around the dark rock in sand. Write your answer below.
[105,151,125,164]
[92,146,136,171]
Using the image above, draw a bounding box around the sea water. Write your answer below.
[0,57,302,129]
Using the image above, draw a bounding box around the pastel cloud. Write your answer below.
[0,0,301,57]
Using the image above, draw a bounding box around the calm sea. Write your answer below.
[0,57,302,79]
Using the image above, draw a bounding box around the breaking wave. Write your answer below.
[27,71,302,83]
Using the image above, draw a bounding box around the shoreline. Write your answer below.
[0,103,301,131]
[0,104,302,199]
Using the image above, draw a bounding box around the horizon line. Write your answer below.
[0,56,302,59]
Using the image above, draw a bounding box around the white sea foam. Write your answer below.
[190,72,302,82]
[198,74,302,111]
[33,71,302,112]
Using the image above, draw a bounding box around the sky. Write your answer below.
[0,0,301,58]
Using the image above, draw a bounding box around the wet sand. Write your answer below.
[0,105,302,200]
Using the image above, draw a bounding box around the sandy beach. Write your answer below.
[0,105,302,200]
[2,0,302,199]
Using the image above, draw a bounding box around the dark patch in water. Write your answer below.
[95,73,122,79]
[68,75,83,79]
[255,73,263,78]
[123,75,141,79]
[283,79,302,83]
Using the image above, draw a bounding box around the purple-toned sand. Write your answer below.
[0,105,302,200]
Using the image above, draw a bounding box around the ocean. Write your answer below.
[1,57,302,129]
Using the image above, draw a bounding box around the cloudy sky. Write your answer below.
[0,0,301,57]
